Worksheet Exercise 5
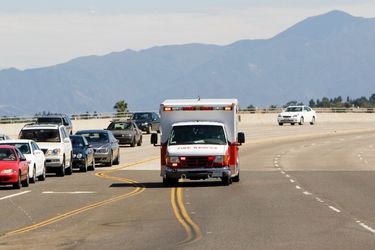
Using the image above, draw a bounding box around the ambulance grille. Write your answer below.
[185,156,210,168]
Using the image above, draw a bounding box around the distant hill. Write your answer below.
[1,10,375,116]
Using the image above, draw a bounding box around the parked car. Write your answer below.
[132,112,160,134]
[19,124,73,176]
[0,145,29,189]
[0,140,46,183]
[277,106,316,126]
[35,114,73,135]
[106,120,142,147]
[70,135,95,172]
[0,134,11,140]
[75,130,120,166]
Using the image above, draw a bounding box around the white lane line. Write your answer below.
[315,197,324,203]
[295,186,301,189]
[42,191,97,194]
[290,179,295,183]
[280,171,286,174]
[328,206,341,213]
[285,175,290,178]
[357,221,375,234]
[0,191,31,201]
[303,191,312,196]
[274,164,279,167]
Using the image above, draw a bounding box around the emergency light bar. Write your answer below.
[163,106,233,112]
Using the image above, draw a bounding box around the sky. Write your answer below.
[1,0,375,70]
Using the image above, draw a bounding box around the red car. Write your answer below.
[0,145,29,189]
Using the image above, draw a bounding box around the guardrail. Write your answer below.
[1,108,374,124]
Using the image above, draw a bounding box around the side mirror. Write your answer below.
[20,157,27,161]
[151,133,158,145]
[87,144,92,148]
[64,138,70,143]
[237,132,245,144]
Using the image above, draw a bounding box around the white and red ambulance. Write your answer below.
[151,99,245,186]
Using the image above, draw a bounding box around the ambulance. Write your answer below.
[151,99,245,186]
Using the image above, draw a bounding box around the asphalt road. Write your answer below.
[1,124,375,250]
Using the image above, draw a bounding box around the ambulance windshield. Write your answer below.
[168,125,227,145]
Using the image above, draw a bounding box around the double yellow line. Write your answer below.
[4,158,156,237]
[171,183,202,245]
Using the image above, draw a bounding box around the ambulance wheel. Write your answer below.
[232,173,240,182]
[221,175,232,186]
[163,177,178,186]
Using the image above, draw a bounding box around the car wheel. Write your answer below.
[299,117,304,125]
[291,123,295,126]
[113,152,120,165]
[58,157,65,177]
[131,138,136,147]
[147,126,152,134]
[106,152,113,167]
[13,171,22,189]
[137,136,142,146]
[21,170,29,187]
[30,165,36,183]
[310,117,315,125]
[278,123,283,126]
[66,156,73,175]
[38,163,46,181]
[80,159,88,172]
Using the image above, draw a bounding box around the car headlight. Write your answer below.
[1,169,16,174]
[142,122,149,126]
[47,148,61,156]
[76,153,83,159]
[293,114,299,117]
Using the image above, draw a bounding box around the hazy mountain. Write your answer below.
[1,10,374,115]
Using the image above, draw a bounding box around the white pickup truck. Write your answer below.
[151,99,245,186]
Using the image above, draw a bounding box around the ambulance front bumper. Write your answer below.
[163,166,231,180]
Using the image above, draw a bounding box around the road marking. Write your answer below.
[328,206,341,213]
[4,158,156,236]
[357,221,375,234]
[0,191,31,201]
[295,186,301,189]
[289,179,295,183]
[303,191,312,196]
[315,197,324,203]
[42,191,97,194]
[171,183,202,245]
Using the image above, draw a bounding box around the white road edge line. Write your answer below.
[328,206,341,213]
[0,190,31,201]
[357,221,375,234]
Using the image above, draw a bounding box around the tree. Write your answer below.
[113,100,128,113]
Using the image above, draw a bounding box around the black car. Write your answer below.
[132,112,160,134]
[75,130,120,166]
[36,114,73,135]
[106,120,142,147]
[70,135,95,172]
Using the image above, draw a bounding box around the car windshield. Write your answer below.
[108,122,131,130]
[168,125,227,145]
[285,107,302,112]
[0,143,31,154]
[37,117,63,124]
[133,113,151,120]
[0,148,16,161]
[70,137,85,148]
[19,129,60,142]
[77,132,109,143]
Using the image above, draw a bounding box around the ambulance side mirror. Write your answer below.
[237,132,245,144]
[151,133,158,145]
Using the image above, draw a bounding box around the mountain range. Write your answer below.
[1,10,375,116]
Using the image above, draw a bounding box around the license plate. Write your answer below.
[212,171,222,177]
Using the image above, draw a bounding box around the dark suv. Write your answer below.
[36,114,73,135]
[132,112,160,134]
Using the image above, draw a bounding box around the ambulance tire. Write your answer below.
[232,172,240,182]
[222,175,232,186]
[163,177,178,186]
